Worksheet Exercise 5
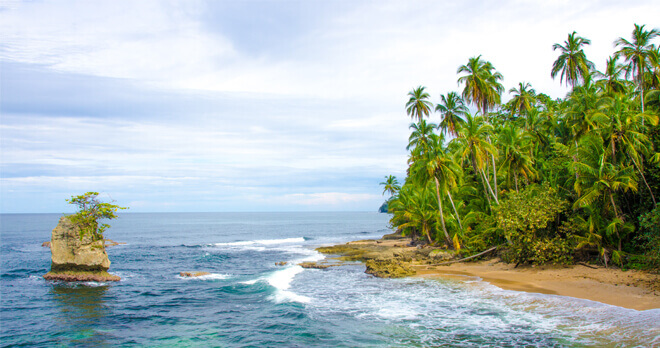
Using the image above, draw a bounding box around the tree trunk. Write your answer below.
[481,168,500,204]
[471,147,491,206]
[630,156,657,208]
[434,177,452,248]
[447,191,463,231]
[514,171,519,193]
[609,192,622,252]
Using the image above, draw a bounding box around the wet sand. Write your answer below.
[415,258,660,311]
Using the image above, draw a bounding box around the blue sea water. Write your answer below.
[1,212,658,347]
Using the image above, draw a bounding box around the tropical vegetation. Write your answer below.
[381,24,660,269]
[66,192,128,241]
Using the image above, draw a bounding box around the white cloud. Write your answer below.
[280,192,380,206]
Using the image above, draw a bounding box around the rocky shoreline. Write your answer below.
[314,233,660,310]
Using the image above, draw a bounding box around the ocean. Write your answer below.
[1,212,658,347]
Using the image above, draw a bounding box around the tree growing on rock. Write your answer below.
[66,192,127,241]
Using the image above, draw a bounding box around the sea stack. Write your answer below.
[43,216,120,282]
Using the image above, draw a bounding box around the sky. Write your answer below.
[1,0,658,213]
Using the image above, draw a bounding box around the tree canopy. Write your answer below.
[383,24,660,269]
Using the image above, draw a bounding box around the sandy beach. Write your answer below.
[318,237,660,311]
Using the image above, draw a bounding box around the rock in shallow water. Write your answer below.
[180,272,211,277]
[365,259,416,278]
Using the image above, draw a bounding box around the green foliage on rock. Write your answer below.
[66,192,128,241]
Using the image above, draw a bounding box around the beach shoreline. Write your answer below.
[317,236,660,311]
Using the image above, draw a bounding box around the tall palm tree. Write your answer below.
[594,95,659,207]
[411,134,462,247]
[573,136,638,252]
[457,56,504,116]
[435,92,468,137]
[406,86,433,122]
[551,31,595,87]
[451,113,499,205]
[498,124,537,192]
[380,175,400,197]
[614,24,660,113]
[508,82,537,118]
[457,56,504,201]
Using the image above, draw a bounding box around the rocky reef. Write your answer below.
[315,235,459,278]
[43,216,120,282]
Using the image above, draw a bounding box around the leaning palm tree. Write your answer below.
[614,23,660,113]
[451,113,498,205]
[406,86,433,122]
[457,56,503,200]
[551,31,595,88]
[435,92,468,137]
[411,134,461,247]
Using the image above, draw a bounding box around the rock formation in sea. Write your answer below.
[43,216,120,282]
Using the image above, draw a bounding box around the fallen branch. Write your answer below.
[427,245,502,266]
[578,262,598,269]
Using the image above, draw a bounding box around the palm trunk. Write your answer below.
[629,156,657,208]
[573,139,580,181]
[514,171,519,193]
[485,134,498,201]
[447,191,463,231]
[491,152,498,200]
[481,168,500,204]
[471,147,491,206]
[434,177,452,248]
[609,192,622,252]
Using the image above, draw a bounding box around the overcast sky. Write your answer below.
[1,0,657,213]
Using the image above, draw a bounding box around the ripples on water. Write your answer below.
[1,212,658,347]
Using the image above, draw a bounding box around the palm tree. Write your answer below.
[394,183,439,244]
[407,119,437,153]
[551,31,595,87]
[614,24,660,113]
[380,175,400,197]
[573,135,638,252]
[451,113,498,205]
[457,56,504,201]
[594,56,629,95]
[435,92,468,137]
[508,82,537,118]
[594,95,659,207]
[406,86,433,122]
[412,134,463,247]
[498,124,537,193]
[457,56,504,116]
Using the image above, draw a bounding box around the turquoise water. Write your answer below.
[1,212,658,347]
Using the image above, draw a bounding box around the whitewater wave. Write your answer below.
[177,273,230,281]
[267,266,311,304]
[213,237,305,247]
[240,265,311,304]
